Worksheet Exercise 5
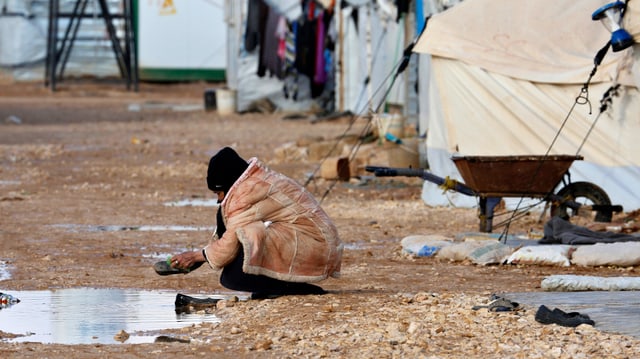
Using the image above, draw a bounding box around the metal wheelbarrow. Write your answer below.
[366,155,622,232]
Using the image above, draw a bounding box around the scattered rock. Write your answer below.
[113,330,129,342]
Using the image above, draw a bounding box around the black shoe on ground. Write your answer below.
[153,260,203,276]
[535,305,595,327]
[174,293,221,313]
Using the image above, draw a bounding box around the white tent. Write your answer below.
[336,0,410,115]
[0,0,47,68]
[413,0,640,212]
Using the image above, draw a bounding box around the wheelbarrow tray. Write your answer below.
[452,155,583,197]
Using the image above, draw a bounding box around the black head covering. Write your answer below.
[206,147,249,192]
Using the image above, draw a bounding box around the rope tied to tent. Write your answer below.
[575,86,592,115]
[576,84,621,155]
[574,41,610,115]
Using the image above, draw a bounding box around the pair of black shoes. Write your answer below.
[535,305,595,327]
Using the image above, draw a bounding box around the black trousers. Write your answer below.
[219,250,326,297]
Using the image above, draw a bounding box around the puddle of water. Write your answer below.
[164,198,219,207]
[343,243,375,251]
[128,103,203,112]
[0,261,11,281]
[50,224,215,232]
[343,238,408,251]
[0,180,21,186]
[0,288,228,345]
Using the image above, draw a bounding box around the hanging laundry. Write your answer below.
[276,16,288,61]
[314,12,327,85]
[395,0,409,22]
[258,6,285,78]
[245,0,268,52]
[283,22,299,100]
[415,0,425,33]
[295,16,317,81]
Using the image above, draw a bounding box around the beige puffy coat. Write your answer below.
[203,158,343,282]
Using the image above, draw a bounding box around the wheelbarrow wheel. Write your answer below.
[550,181,612,223]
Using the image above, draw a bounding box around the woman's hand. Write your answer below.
[170,250,206,270]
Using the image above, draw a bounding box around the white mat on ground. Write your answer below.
[542,275,640,292]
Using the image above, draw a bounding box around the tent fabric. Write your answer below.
[413,0,640,211]
[0,16,47,66]
[0,0,120,78]
[414,0,640,87]
[338,2,407,113]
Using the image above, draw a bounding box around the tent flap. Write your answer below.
[416,0,640,211]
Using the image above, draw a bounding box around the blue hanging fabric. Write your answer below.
[415,0,425,34]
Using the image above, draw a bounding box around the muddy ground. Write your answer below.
[0,78,638,358]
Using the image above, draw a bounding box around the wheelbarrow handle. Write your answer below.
[365,166,425,178]
[364,166,477,196]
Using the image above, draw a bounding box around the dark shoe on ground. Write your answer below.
[472,295,519,312]
[153,260,203,276]
[155,335,191,344]
[174,293,221,313]
[535,305,595,327]
[535,305,556,324]
[552,308,596,326]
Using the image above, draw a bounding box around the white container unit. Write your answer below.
[136,0,226,81]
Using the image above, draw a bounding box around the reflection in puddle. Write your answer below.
[343,238,399,251]
[0,261,11,281]
[51,224,215,232]
[0,180,21,186]
[127,102,203,112]
[343,243,366,250]
[0,288,224,344]
[0,292,19,309]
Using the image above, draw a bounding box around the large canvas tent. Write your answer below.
[413,0,640,211]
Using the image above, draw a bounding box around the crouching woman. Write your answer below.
[157,147,343,299]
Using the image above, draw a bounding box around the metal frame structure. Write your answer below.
[45,0,138,91]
